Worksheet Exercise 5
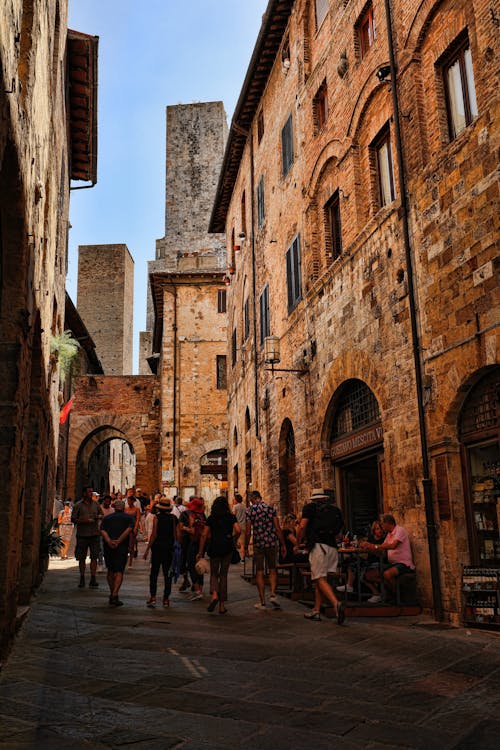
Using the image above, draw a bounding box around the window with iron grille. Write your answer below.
[315,0,329,29]
[259,284,270,347]
[281,114,294,177]
[331,379,380,439]
[459,369,500,437]
[257,175,265,228]
[325,190,342,261]
[441,34,478,141]
[231,328,237,367]
[313,80,328,134]
[217,289,227,313]
[243,298,250,342]
[216,355,227,390]
[357,3,376,59]
[286,235,302,313]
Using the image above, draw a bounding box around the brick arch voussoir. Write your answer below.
[404,0,450,54]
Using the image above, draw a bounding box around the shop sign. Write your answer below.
[331,423,383,460]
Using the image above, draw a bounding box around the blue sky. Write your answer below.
[68,0,268,372]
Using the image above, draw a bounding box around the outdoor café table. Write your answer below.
[337,546,386,603]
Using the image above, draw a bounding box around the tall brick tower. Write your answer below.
[77,243,134,375]
[143,101,228,502]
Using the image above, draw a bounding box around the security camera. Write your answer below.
[376,65,391,82]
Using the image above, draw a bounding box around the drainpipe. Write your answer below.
[383,0,443,620]
[170,283,179,490]
[249,128,260,440]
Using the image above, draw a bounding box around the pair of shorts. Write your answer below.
[253,546,277,572]
[75,535,101,561]
[309,543,338,581]
[385,562,415,576]
[103,549,128,573]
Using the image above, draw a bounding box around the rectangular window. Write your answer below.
[231,328,237,367]
[243,298,250,342]
[216,355,227,390]
[257,110,264,144]
[233,464,239,492]
[315,0,329,29]
[245,450,252,489]
[217,289,227,313]
[313,80,328,134]
[281,114,294,177]
[257,175,265,228]
[286,235,302,313]
[358,3,376,58]
[373,126,395,208]
[443,39,478,140]
[259,284,270,347]
[325,191,342,261]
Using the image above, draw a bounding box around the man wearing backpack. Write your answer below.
[296,488,345,625]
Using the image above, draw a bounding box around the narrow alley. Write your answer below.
[0,549,499,750]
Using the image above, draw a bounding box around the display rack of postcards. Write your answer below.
[462,566,500,630]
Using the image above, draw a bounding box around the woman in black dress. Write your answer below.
[198,496,241,614]
[143,496,178,607]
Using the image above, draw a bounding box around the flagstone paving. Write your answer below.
[0,550,499,749]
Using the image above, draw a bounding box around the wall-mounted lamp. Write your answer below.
[376,65,391,83]
[282,58,291,73]
[223,275,231,286]
[228,266,236,275]
[238,232,246,241]
[264,336,308,375]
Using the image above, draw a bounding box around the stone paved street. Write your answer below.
[1,549,499,750]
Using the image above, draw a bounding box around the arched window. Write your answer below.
[279,419,297,516]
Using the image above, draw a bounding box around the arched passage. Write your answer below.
[323,379,384,536]
[279,418,297,517]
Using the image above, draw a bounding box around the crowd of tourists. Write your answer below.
[61,484,415,621]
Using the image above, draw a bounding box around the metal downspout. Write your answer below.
[383,0,443,620]
[250,129,260,440]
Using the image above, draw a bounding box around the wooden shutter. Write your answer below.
[435,455,451,520]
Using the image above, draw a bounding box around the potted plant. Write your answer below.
[39,518,63,561]
[50,331,81,383]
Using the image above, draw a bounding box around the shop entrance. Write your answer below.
[459,368,500,566]
[326,379,384,537]
[341,453,382,536]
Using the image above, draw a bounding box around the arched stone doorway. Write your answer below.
[324,379,384,535]
[279,418,297,517]
[199,448,228,511]
[458,367,500,566]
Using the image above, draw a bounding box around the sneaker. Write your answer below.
[336,584,353,593]
[110,596,123,607]
[336,601,346,625]
[254,602,266,610]
[179,582,190,593]
[146,597,156,608]
[304,610,321,621]
[189,592,203,601]
[78,578,85,589]
[269,595,281,609]
[89,578,99,589]
[367,595,382,604]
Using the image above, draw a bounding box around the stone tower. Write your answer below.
[144,101,228,334]
[77,244,134,375]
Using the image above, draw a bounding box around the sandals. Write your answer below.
[304,610,321,621]
[207,598,219,612]
[336,601,346,625]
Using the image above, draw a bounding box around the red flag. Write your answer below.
[59,395,75,424]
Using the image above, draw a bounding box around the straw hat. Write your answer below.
[309,488,330,501]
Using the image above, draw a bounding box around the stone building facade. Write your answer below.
[0,1,97,651]
[210,0,499,620]
[145,103,229,505]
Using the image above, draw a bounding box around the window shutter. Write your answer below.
[435,455,451,520]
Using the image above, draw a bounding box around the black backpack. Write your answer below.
[308,501,343,548]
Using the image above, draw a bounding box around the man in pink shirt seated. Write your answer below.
[360,513,415,603]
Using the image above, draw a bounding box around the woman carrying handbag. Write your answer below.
[197,496,241,614]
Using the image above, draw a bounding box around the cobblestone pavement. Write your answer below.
[1,547,499,749]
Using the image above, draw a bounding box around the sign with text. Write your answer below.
[331,423,383,460]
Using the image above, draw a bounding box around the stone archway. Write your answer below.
[66,375,160,499]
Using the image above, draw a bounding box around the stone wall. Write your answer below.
[0,0,73,653]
